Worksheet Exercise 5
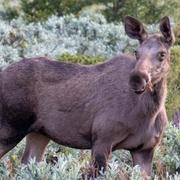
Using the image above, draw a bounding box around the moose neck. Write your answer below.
[140,77,167,116]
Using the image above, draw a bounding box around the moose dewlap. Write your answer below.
[0,16,175,178]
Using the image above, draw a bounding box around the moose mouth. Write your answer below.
[134,88,146,94]
[132,81,153,94]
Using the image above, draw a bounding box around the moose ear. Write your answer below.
[124,16,148,43]
[160,16,175,46]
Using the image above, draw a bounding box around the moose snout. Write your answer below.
[129,71,150,94]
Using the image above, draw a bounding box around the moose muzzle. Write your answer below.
[129,70,151,94]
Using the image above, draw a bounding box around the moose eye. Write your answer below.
[158,51,166,62]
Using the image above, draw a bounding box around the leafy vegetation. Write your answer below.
[154,123,180,177]
[174,24,180,45]
[57,53,105,65]
[20,0,94,22]
[0,14,137,69]
[93,0,180,24]
[2,0,180,24]
[166,47,180,119]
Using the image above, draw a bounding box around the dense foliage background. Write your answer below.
[0,0,179,179]
[2,0,180,23]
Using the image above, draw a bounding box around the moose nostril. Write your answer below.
[130,75,142,84]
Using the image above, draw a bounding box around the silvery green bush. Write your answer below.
[0,13,139,69]
[154,123,180,175]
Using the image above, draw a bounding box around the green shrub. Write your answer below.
[2,0,180,24]
[174,24,180,45]
[166,47,180,119]
[2,7,19,21]
[0,1,20,21]
[20,0,53,22]
[100,0,180,24]
[56,53,105,65]
[154,123,180,177]
[20,0,94,22]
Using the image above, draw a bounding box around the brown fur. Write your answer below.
[0,16,174,177]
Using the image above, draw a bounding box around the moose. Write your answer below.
[0,16,175,177]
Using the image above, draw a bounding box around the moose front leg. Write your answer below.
[130,148,154,176]
[89,142,112,178]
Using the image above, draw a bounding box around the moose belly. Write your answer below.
[47,133,92,150]
[36,108,93,150]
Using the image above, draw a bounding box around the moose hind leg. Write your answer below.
[0,127,26,159]
[21,132,50,164]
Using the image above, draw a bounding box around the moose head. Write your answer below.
[124,16,175,94]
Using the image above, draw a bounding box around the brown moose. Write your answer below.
[0,16,175,177]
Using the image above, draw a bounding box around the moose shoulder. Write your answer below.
[0,16,174,177]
